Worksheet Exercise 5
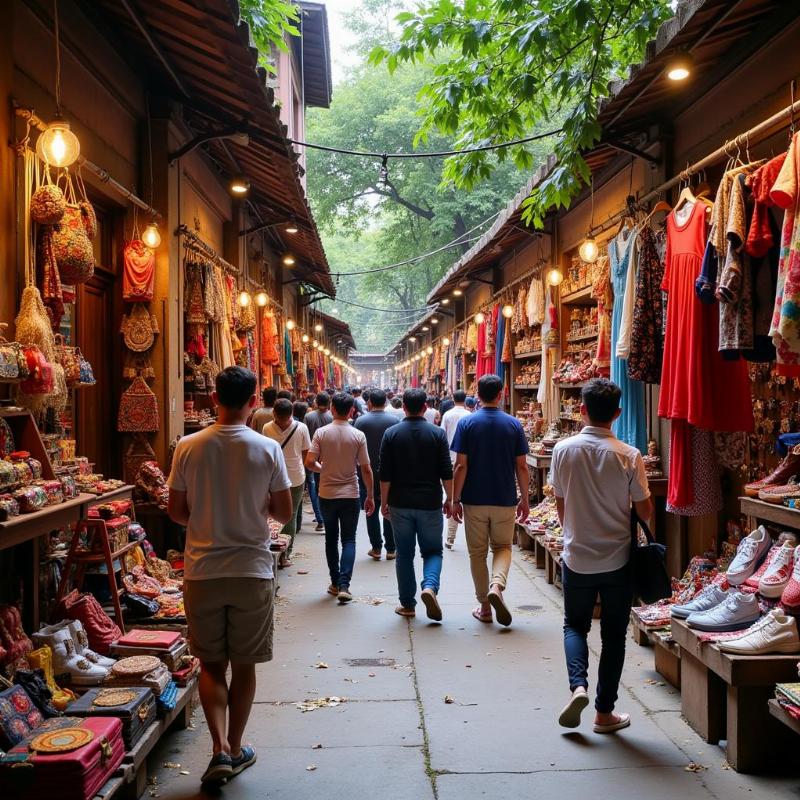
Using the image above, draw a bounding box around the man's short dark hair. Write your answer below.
[332,392,355,416]
[403,388,427,416]
[216,366,256,410]
[273,398,293,419]
[581,378,622,423]
[316,392,330,408]
[391,397,402,409]
[293,401,308,421]
[369,389,387,408]
[453,390,466,403]
[363,389,372,404]
[477,374,503,403]
[262,386,277,406]
[277,389,293,401]
[352,388,362,396]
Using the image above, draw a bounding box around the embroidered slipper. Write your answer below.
[472,606,493,623]
[558,689,589,729]
[593,713,631,734]
[487,588,512,627]
[395,605,415,617]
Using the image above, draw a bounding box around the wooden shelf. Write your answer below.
[514,351,542,359]
[554,381,588,389]
[567,330,599,343]
[514,384,539,390]
[768,698,800,738]
[560,286,595,305]
[740,496,800,529]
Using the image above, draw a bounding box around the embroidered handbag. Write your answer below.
[122,240,155,302]
[54,335,81,387]
[76,348,95,386]
[120,303,159,353]
[0,685,44,750]
[19,345,54,395]
[30,183,66,225]
[0,340,19,381]
[118,376,159,433]
[0,604,33,665]
[51,205,95,285]
[124,435,157,484]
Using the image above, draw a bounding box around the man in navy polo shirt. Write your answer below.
[452,374,529,627]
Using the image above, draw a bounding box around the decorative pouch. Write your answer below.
[34,480,63,506]
[0,685,43,750]
[76,348,95,386]
[54,335,80,387]
[0,494,20,520]
[13,485,47,513]
[57,474,78,500]
[0,461,17,490]
[30,183,66,225]
[13,669,61,718]
[120,303,159,353]
[122,240,155,302]
[124,435,157,483]
[51,204,95,285]
[19,346,53,396]
[0,325,20,381]
[118,377,159,433]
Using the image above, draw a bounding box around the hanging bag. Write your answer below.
[50,174,95,285]
[629,509,671,604]
[0,325,20,382]
[123,239,155,302]
[118,375,159,433]
[76,348,96,386]
[54,334,81,387]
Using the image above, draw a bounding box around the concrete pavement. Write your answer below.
[147,507,800,799]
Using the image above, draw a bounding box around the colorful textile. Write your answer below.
[627,226,664,383]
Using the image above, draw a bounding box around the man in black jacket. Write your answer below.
[379,388,454,621]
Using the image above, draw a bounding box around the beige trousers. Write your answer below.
[463,504,516,603]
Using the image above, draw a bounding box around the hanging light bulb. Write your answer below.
[142,220,161,249]
[302,333,310,343]
[579,235,599,263]
[255,290,269,307]
[324,348,331,356]
[422,326,429,332]
[431,317,438,325]
[331,307,340,315]
[313,341,319,349]
[37,118,81,168]
[443,337,450,346]
[426,346,433,355]
[230,175,250,195]
[665,51,693,82]
[547,267,565,286]
[502,304,514,319]
[238,289,252,307]
[283,254,296,266]
[475,311,485,324]
[286,319,296,330]
[442,298,450,305]
[285,216,299,234]
[408,336,416,343]
[314,323,323,332]
[453,289,463,297]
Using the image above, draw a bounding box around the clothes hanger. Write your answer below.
[673,167,697,214]
[694,168,712,199]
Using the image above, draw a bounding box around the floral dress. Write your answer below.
[627,225,664,383]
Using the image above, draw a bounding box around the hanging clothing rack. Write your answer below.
[13,105,162,222]
[492,259,545,301]
[590,95,800,237]
[177,224,240,275]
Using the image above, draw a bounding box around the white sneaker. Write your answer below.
[685,591,760,632]
[46,629,109,685]
[726,526,772,585]
[68,620,116,669]
[758,542,796,598]
[718,610,800,655]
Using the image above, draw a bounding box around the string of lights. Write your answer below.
[319,296,434,313]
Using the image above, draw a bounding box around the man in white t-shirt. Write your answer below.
[549,378,652,736]
[168,367,292,786]
[423,395,438,424]
[439,390,470,549]
[262,398,312,568]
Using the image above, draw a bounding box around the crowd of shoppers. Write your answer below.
[169,368,645,785]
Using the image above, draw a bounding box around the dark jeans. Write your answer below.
[308,470,323,524]
[390,507,443,609]
[319,497,360,589]
[359,482,394,553]
[562,562,632,714]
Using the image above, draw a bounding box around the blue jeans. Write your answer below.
[390,507,443,609]
[308,470,323,524]
[562,562,632,714]
[359,481,394,553]
[320,498,360,589]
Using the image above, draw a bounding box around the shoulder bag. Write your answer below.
[280,423,299,450]
[630,508,671,604]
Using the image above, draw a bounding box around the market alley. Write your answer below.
[147,513,797,800]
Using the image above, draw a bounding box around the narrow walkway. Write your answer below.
[149,507,798,799]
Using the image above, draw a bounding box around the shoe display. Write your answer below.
[758,478,800,504]
[670,584,730,619]
[718,610,800,654]
[744,544,780,590]
[758,542,796,598]
[744,444,800,497]
[686,591,760,632]
[781,546,800,608]
[35,620,116,670]
[726,526,773,585]
[43,629,109,685]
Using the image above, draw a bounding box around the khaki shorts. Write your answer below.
[183,577,274,664]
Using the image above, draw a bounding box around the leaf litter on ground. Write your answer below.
[295,696,347,712]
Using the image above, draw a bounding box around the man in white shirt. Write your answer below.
[550,378,652,736]
[423,395,438,424]
[168,367,292,785]
[388,396,405,420]
[262,398,312,568]
[440,390,470,549]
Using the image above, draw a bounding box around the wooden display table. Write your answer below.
[630,610,681,689]
[768,698,800,738]
[671,619,799,772]
[543,541,562,586]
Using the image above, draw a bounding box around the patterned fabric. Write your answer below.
[591,255,612,377]
[0,685,43,750]
[627,226,664,383]
[666,425,722,516]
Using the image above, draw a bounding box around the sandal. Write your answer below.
[472,606,493,623]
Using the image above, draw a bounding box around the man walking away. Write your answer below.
[380,389,453,621]
[306,392,374,603]
[423,396,438,424]
[452,374,529,627]
[249,386,277,432]
[262,399,312,568]
[388,396,405,420]
[352,387,367,415]
[168,367,293,785]
[355,389,399,561]
[304,393,333,531]
[551,378,651,734]
[440,390,470,550]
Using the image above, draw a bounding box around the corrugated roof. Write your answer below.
[88,0,335,297]
[425,0,793,304]
[317,310,356,349]
[297,2,332,109]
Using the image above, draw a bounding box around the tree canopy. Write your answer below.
[371,0,672,225]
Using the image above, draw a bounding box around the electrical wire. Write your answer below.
[331,211,501,277]
[290,127,563,159]
[323,296,434,313]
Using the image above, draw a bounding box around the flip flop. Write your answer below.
[487,589,512,627]
[593,713,631,734]
[472,606,493,623]
[558,690,589,729]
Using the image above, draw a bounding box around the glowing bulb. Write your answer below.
[547,267,565,286]
[315,323,323,332]
[443,337,450,346]
[283,254,295,266]
[502,304,514,319]
[313,341,319,349]
[442,298,450,305]
[37,119,80,167]
[324,348,331,356]
[579,236,599,263]
[422,326,429,332]
[255,290,268,307]
[408,336,416,343]
[666,52,693,82]
[431,318,438,324]
[238,290,252,307]
[331,307,339,315]
[142,222,161,249]
[453,289,463,297]
[230,175,250,195]
[426,346,433,355]
[302,333,309,343]
[475,312,485,324]
[286,319,296,330]
[285,218,299,234]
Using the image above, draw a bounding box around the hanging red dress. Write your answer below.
[658,201,752,432]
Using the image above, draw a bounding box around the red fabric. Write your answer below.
[745,152,786,258]
[123,240,155,302]
[475,321,487,380]
[667,418,692,508]
[54,590,121,655]
[658,202,753,432]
